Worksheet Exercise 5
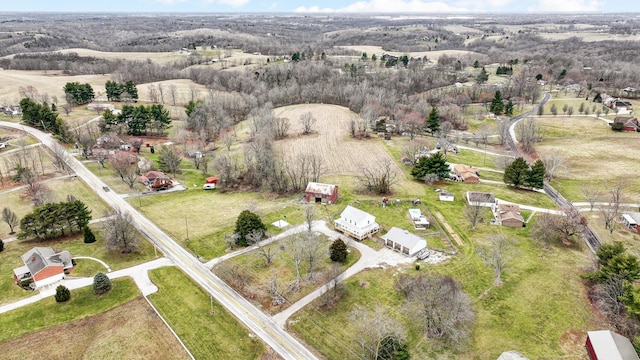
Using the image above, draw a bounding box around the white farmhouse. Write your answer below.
[334,205,380,241]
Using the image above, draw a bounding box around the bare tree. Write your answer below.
[349,305,407,360]
[476,124,493,146]
[541,150,568,181]
[169,84,178,107]
[493,154,514,170]
[273,117,290,139]
[358,159,397,194]
[581,184,601,212]
[299,112,317,135]
[148,84,159,103]
[304,205,316,233]
[110,153,139,188]
[49,142,70,174]
[302,231,322,280]
[103,207,139,253]
[439,120,454,139]
[477,234,516,286]
[287,233,306,291]
[397,274,474,348]
[221,131,235,151]
[2,207,19,234]
[157,83,165,104]
[531,213,560,249]
[247,230,276,266]
[464,203,482,230]
[495,119,510,145]
[517,118,543,153]
[76,128,97,159]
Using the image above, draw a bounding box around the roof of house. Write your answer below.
[587,330,640,360]
[305,182,337,196]
[497,351,529,360]
[19,247,72,275]
[454,164,480,180]
[623,212,640,225]
[439,191,454,197]
[467,191,495,203]
[339,205,375,225]
[496,203,524,223]
[144,171,169,180]
[381,227,427,250]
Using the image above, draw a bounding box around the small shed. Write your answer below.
[381,227,427,256]
[586,330,639,360]
[622,212,640,232]
[305,182,338,204]
[439,191,454,202]
[408,209,430,229]
[467,191,495,207]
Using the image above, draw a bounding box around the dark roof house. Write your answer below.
[13,247,73,288]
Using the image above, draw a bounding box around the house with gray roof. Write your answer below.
[13,247,73,289]
[586,330,640,360]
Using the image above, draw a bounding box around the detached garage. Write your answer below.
[381,227,427,256]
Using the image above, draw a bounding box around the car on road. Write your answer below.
[102,186,110,192]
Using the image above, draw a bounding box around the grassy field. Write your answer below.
[213,234,361,314]
[0,278,139,342]
[0,226,158,305]
[0,296,189,360]
[148,267,265,359]
[0,176,111,238]
[290,218,597,359]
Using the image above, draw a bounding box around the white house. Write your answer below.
[381,227,427,256]
[334,205,380,241]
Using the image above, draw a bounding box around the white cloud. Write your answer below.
[295,0,471,13]
[528,0,603,12]
[200,0,250,7]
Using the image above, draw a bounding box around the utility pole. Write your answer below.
[185,215,189,241]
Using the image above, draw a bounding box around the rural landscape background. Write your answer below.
[1,10,640,360]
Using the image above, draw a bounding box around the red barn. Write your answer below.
[586,330,639,360]
[305,182,338,204]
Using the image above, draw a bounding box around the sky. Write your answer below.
[2,0,639,13]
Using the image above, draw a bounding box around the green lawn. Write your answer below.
[290,219,595,359]
[213,234,361,314]
[148,267,265,360]
[0,228,158,305]
[0,278,139,342]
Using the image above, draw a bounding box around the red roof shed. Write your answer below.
[206,177,219,184]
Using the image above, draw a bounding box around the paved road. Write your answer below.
[0,121,318,360]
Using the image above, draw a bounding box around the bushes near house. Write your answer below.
[93,272,112,295]
[55,285,71,302]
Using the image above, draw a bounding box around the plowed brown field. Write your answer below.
[275,104,401,176]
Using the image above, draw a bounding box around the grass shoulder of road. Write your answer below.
[0,229,159,305]
[148,266,265,360]
[290,218,596,359]
[213,234,361,315]
[0,296,189,360]
[0,278,139,342]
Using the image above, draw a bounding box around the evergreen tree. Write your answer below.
[234,210,267,247]
[55,285,71,302]
[105,80,122,101]
[425,107,440,135]
[0,239,4,252]
[411,152,450,180]
[503,157,529,187]
[93,272,112,295]
[329,238,348,263]
[489,91,504,115]
[505,100,514,115]
[526,159,545,189]
[83,225,96,244]
[473,60,480,68]
[476,66,489,84]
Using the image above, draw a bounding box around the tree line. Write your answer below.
[18,200,91,240]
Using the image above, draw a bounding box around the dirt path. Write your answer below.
[434,212,463,246]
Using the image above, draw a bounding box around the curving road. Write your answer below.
[0,121,318,360]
